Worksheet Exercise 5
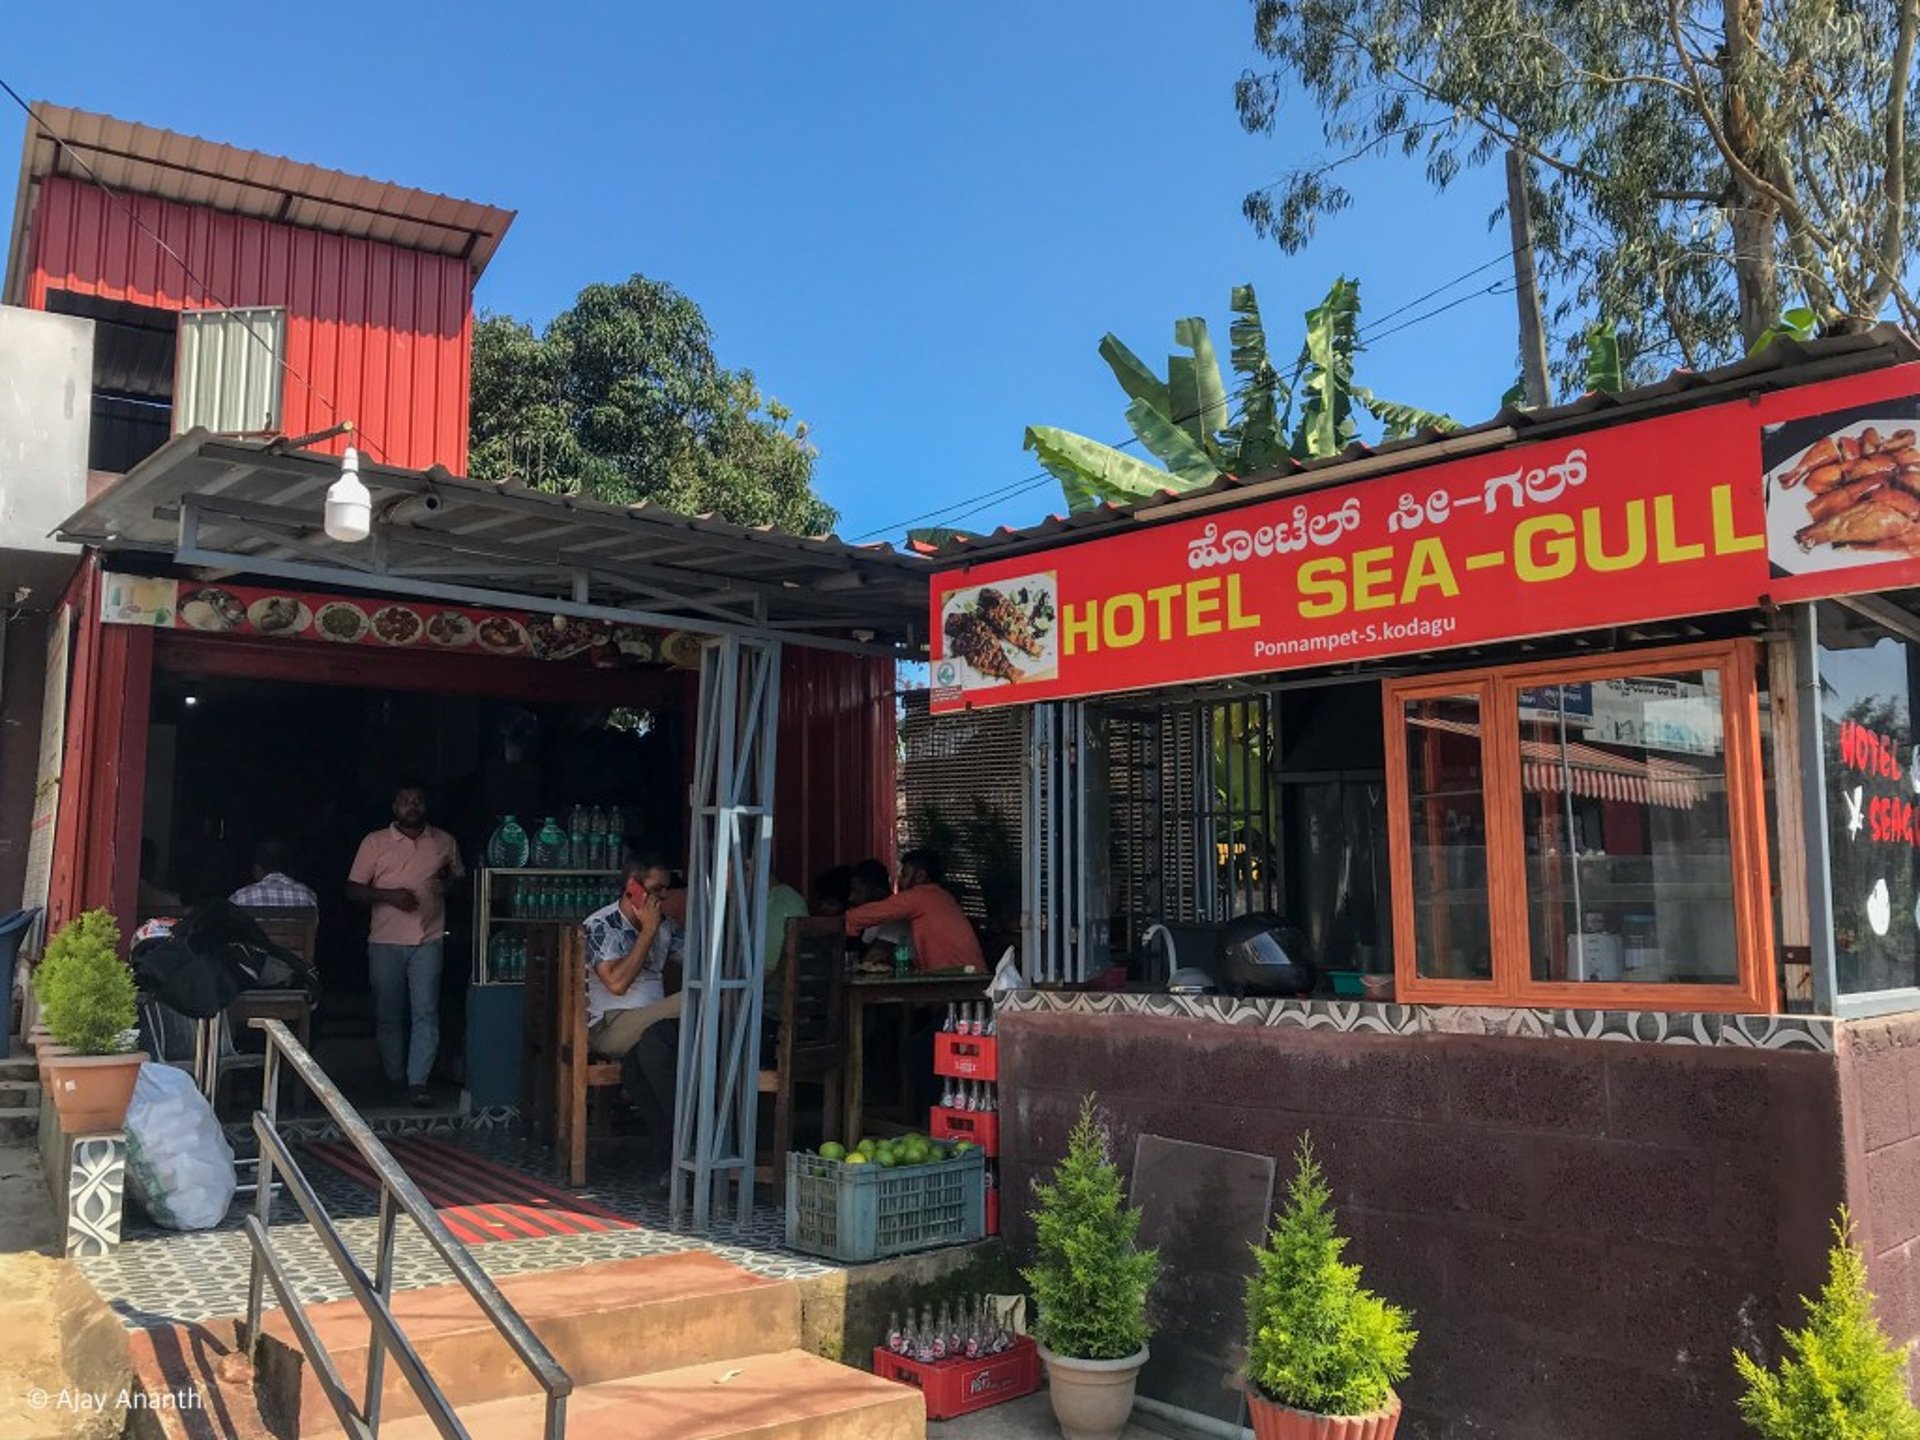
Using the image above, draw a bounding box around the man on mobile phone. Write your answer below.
[347,782,463,1106]
[583,856,685,1140]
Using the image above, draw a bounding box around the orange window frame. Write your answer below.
[1382,639,1777,1014]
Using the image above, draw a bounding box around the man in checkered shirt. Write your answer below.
[230,839,318,910]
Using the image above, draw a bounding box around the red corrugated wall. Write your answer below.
[775,650,898,894]
[26,175,472,472]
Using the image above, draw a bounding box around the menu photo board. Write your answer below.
[100,574,708,670]
[930,362,1920,713]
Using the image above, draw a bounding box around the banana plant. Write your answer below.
[1024,277,1459,512]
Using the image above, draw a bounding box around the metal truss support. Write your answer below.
[670,634,782,1230]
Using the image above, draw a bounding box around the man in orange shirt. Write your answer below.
[842,849,984,974]
[347,783,464,1106]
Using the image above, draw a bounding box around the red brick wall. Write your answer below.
[999,1009,1846,1440]
[1839,1015,1920,1372]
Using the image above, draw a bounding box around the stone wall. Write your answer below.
[998,1006,1847,1440]
[1838,1013,1920,1366]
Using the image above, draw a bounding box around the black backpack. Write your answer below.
[131,901,317,1019]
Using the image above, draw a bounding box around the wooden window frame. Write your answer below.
[1383,639,1777,1014]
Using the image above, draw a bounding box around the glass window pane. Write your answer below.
[1403,694,1492,981]
[1817,605,1920,994]
[1517,672,1739,986]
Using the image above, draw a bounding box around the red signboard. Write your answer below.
[930,363,1920,712]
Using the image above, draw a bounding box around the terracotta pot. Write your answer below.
[45,1052,146,1133]
[36,1041,71,1086]
[1039,1344,1148,1440]
[1247,1390,1401,1440]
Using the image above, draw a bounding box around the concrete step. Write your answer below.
[0,1057,35,1084]
[0,1079,40,1108]
[362,1351,924,1440]
[261,1250,808,1429]
[0,1107,35,1143]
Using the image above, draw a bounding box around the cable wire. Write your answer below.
[0,78,388,460]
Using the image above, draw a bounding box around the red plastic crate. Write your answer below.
[931,1105,999,1156]
[986,1187,999,1235]
[934,1032,999,1081]
[871,1337,1041,1420]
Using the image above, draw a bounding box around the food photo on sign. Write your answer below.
[935,573,1058,692]
[1764,395,1920,576]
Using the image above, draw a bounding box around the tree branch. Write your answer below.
[1866,0,1918,311]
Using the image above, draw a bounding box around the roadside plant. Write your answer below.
[1246,1135,1415,1417]
[1734,1210,1920,1440]
[1023,1094,1159,1360]
[38,909,137,1055]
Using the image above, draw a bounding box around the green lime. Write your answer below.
[952,1140,976,1154]
[845,1152,870,1166]
[818,1142,846,1161]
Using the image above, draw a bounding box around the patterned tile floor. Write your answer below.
[77,1124,837,1330]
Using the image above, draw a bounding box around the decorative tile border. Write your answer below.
[64,1134,127,1258]
[220,1104,522,1153]
[1003,989,1837,1052]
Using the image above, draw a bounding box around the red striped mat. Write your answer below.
[302,1135,639,1246]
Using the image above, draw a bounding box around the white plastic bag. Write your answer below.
[124,1062,236,1230]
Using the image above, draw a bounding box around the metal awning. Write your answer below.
[54,432,931,657]
[1411,716,1704,810]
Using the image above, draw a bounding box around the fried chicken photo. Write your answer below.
[976,586,1045,658]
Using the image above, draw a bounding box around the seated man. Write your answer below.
[583,857,683,1143]
[842,848,985,974]
[230,839,319,911]
[847,857,914,963]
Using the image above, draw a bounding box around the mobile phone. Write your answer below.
[624,877,649,907]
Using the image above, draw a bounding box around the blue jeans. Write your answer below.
[368,940,442,1088]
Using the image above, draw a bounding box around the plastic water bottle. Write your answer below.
[486,815,530,868]
[533,817,568,868]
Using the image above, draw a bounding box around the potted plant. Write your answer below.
[1734,1208,1920,1437]
[38,909,145,1133]
[1244,1137,1416,1440]
[1023,1095,1159,1440]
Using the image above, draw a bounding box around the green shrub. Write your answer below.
[1735,1210,1920,1440]
[39,909,136,1055]
[1245,1136,1415,1417]
[34,907,120,1006]
[1022,1094,1158,1360]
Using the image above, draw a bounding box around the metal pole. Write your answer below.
[363,1187,397,1430]
[1506,148,1552,409]
[244,1045,280,1353]
[1794,604,1838,1011]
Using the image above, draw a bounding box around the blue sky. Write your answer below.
[1,1,1522,543]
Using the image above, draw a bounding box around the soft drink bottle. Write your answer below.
[943,1003,957,1034]
[886,1311,904,1355]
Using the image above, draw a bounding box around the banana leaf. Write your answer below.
[1122,397,1223,487]
[1023,425,1183,513]
[1225,284,1285,475]
[1174,316,1230,462]
[1353,387,1460,443]
[1584,323,1623,395]
[906,527,970,552]
[1291,278,1362,460]
[1099,334,1172,415]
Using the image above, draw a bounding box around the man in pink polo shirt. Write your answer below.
[348,783,464,1105]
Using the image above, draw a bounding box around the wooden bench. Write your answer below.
[212,906,319,1110]
[555,925,625,1188]
[755,917,846,1201]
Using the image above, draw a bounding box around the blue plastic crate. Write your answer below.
[785,1148,986,1263]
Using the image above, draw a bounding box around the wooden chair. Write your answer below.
[213,906,319,1109]
[755,917,847,1200]
[555,925,624,1188]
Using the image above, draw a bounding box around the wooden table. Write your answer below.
[841,971,992,1143]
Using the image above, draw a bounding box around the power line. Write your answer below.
[858,256,1525,544]
[0,77,388,461]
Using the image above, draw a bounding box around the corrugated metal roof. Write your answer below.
[925,325,1920,567]
[5,102,516,304]
[55,431,932,653]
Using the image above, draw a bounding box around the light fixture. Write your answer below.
[183,695,199,707]
[325,447,372,543]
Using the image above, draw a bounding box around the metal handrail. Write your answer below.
[240,1019,571,1439]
